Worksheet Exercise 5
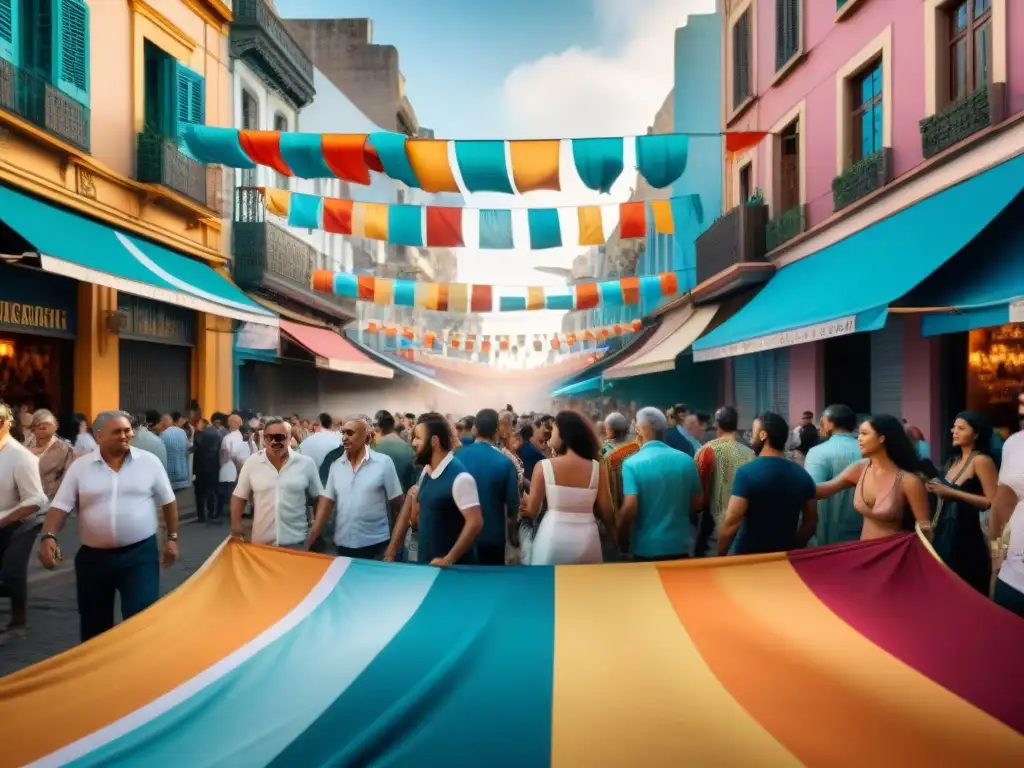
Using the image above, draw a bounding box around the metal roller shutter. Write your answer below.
[118,341,191,416]
[870,318,904,418]
[774,348,790,424]
[733,354,758,430]
[752,349,790,423]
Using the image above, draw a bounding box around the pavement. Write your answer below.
[0,516,230,679]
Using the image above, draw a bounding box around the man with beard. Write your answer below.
[383,413,482,567]
[717,411,817,556]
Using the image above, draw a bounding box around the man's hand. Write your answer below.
[161,540,179,567]
[408,485,420,502]
[430,555,453,568]
[382,549,396,562]
[39,537,59,569]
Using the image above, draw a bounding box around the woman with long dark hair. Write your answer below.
[68,413,96,458]
[815,414,932,540]
[923,411,996,594]
[524,410,615,565]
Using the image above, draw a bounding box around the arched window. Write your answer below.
[240,89,259,186]
[273,113,289,190]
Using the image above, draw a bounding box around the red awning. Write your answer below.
[279,320,394,380]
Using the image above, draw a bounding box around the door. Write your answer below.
[118,340,191,416]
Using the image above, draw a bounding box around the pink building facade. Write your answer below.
[697,0,1024,451]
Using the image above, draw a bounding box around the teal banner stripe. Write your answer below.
[269,566,556,767]
[65,561,438,768]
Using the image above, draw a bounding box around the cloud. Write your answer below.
[500,0,715,140]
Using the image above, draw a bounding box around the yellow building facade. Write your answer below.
[0,0,267,421]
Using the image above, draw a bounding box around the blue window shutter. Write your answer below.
[173,61,205,159]
[52,0,89,105]
[0,0,19,65]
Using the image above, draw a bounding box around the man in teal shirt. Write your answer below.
[804,404,863,545]
[619,407,702,561]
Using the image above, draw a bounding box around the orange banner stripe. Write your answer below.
[658,560,1024,766]
[406,140,460,192]
[239,131,292,176]
[357,274,376,301]
[620,277,640,305]
[0,543,332,767]
[526,286,546,310]
[509,139,561,192]
[321,134,372,184]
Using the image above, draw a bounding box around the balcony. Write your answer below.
[765,204,807,251]
[920,83,1006,160]
[230,0,315,109]
[136,132,222,213]
[0,58,90,151]
[233,187,354,320]
[693,203,772,303]
[832,147,892,212]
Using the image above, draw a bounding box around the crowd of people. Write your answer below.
[0,391,1022,649]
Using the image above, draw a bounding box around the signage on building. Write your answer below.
[1009,299,1024,324]
[0,264,77,338]
[117,293,196,346]
[693,315,857,362]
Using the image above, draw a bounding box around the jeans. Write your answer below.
[0,520,41,603]
[75,536,160,642]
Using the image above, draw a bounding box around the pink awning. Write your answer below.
[279,320,393,380]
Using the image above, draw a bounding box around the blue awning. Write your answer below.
[552,376,604,397]
[692,153,1024,361]
[0,185,277,326]
[899,195,1024,336]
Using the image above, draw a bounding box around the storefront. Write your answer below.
[0,263,78,416]
[116,294,195,416]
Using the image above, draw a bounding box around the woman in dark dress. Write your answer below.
[924,411,997,595]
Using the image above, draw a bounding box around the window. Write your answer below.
[778,119,800,212]
[775,0,800,71]
[142,39,204,158]
[273,112,288,189]
[732,9,752,109]
[240,89,258,186]
[1,0,89,105]
[739,162,752,204]
[948,0,992,103]
[850,58,883,162]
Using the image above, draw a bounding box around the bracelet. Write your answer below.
[41,532,58,542]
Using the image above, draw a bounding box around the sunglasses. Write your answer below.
[265,433,288,444]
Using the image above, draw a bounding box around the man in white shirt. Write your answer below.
[39,411,179,641]
[216,413,245,525]
[230,419,322,549]
[0,400,48,642]
[299,413,342,471]
[990,394,1024,619]
[308,418,403,559]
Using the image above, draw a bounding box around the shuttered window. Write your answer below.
[174,62,205,159]
[753,349,790,423]
[775,0,800,71]
[732,9,751,109]
[119,341,192,416]
[0,0,17,64]
[870,318,904,417]
[53,0,88,105]
[733,354,759,430]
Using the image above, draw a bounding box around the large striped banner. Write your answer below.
[1,534,1022,766]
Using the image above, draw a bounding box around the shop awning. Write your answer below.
[280,320,393,379]
[551,376,603,397]
[0,185,277,326]
[692,153,1024,361]
[898,194,1024,336]
[604,303,721,379]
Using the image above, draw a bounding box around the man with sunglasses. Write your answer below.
[230,419,322,549]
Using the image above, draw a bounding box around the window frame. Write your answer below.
[272,111,289,190]
[732,8,752,110]
[725,0,756,124]
[849,58,884,163]
[774,0,802,76]
[947,0,992,103]
[835,25,892,174]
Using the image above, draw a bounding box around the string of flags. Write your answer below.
[262,187,702,249]
[366,319,643,352]
[313,270,680,312]
[185,126,769,195]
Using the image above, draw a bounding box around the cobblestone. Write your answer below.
[0,519,229,679]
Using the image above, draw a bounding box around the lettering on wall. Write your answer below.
[118,294,196,347]
[694,316,858,362]
[0,301,69,332]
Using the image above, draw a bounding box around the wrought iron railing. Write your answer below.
[695,202,768,285]
[0,58,90,151]
[136,132,221,213]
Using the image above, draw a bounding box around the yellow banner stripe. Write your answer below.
[650,199,675,234]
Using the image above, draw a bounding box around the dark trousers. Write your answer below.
[477,541,506,566]
[335,540,388,560]
[994,578,1024,619]
[218,481,236,520]
[193,476,218,522]
[634,553,690,563]
[692,510,717,558]
[75,536,159,642]
[0,520,41,603]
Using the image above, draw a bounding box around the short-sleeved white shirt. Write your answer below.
[233,450,322,546]
[50,447,175,549]
[417,452,481,511]
[322,448,403,548]
[219,430,244,483]
[997,432,1024,592]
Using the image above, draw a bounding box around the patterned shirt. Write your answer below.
[606,440,641,513]
[694,437,756,528]
[500,444,526,490]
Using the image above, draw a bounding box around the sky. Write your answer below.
[276,0,715,332]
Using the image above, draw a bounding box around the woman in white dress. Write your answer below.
[525,410,615,565]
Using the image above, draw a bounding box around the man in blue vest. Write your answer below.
[383,413,483,567]
[457,409,519,565]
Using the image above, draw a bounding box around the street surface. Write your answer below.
[0,517,229,678]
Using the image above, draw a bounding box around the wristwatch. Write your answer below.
[167,532,179,542]
[41,532,58,543]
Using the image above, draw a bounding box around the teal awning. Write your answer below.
[900,194,1024,336]
[692,153,1024,361]
[552,376,604,397]
[0,185,277,326]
